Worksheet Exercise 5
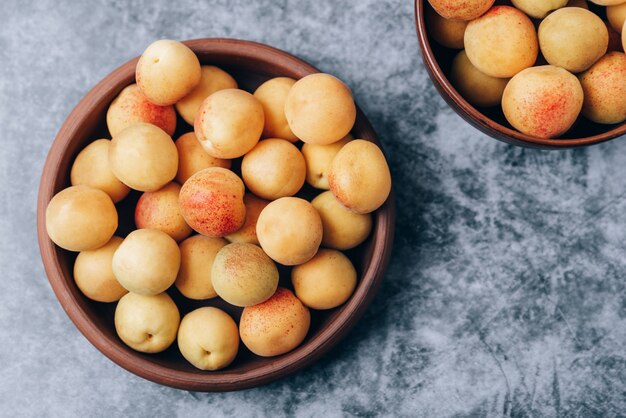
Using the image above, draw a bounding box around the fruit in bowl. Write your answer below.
[421,0,626,143]
[41,39,393,381]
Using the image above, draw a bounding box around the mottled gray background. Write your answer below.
[1,0,625,417]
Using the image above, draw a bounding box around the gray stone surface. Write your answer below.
[1,0,625,417]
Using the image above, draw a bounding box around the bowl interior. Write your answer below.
[37,39,394,391]
[415,0,626,148]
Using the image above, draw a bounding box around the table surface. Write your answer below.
[1,0,625,417]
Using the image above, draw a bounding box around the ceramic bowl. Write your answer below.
[415,0,626,149]
[37,38,395,391]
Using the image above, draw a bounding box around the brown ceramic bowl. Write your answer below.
[415,0,626,149]
[37,38,395,391]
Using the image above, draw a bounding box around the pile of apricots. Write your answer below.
[427,0,626,138]
[45,40,391,370]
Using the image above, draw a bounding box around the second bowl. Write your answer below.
[415,0,626,149]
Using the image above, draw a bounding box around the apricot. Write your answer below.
[301,134,352,190]
[239,288,310,357]
[588,0,625,5]
[284,73,356,145]
[175,132,231,184]
[291,249,357,310]
[502,65,583,138]
[112,229,181,295]
[254,77,298,142]
[46,185,117,252]
[426,6,467,49]
[225,193,269,245]
[178,167,246,237]
[579,52,626,124]
[136,39,201,106]
[211,243,279,307]
[175,235,227,300]
[194,89,264,159]
[450,51,509,108]
[256,197,322,266]
[177,307,239,370]
[539,8,608,73]
[74,236,127,303]
[106,84,176,137]
[311,191,372,250]
[427,0,494,20]
[328,140,391,214]
[135,182,191,242]
[109,123,178,192]
[511,0,567,18]
[175,65,238,125]
[241,139,306,200]
[70,139,130,203]
[608,3,626,33]
[464,6,538,78]
[114,292,180,353]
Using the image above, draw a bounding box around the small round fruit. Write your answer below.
[579,52,626,124]
[450,50,509,108]
[70,139,130,203]
[106,84,176,137]
[211,243,279,307]
[109,123,178,192]
[285,73,356,145]
[46,185,118,252]
[112,229,181,295]
[74,236,127,303]
[464,6,538,78]
[175,65,238,125]
[427,0,495,20]
[311,191,372,250]
[175,235,227,300]
[538,8,608,73]
[302,134,352,190]
[291,249,357,310]
[502,65,584,138]
[588,0,625,5]
[511,0,568,18]
[426,5,468,49]
[608,3,626,33]
[328,140,391,214]
[135,39,201,106]
[256,197,323,266]
[135,182,191,242]
[239,288,310,357]
[254,77,298,142]
[175,132,231,184]
[241,139,306,200]
[178,167,246,237]
[114,292,180,354]
[194,89,264,159]
[226,193,270,245]
[177,307,239,371]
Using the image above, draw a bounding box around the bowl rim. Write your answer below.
[414,0,626,149]
[36,38,396,392]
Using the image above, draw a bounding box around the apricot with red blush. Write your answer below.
[502,65,583,138]
[106,84,176,137]
[178,167,246,237]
